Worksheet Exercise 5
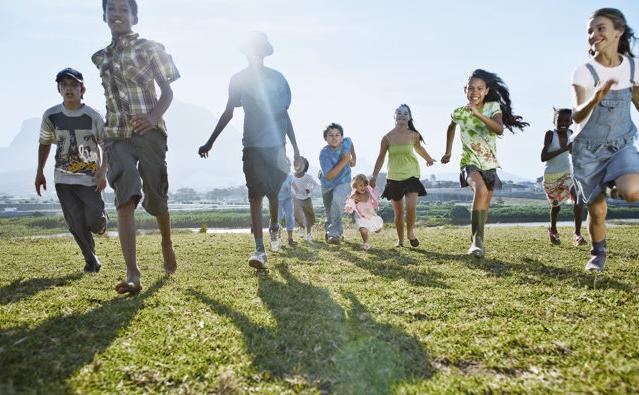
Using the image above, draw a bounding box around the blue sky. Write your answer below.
[1,0,638,182]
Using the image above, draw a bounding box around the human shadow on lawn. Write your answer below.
[189,263,432,394]
[411,249,634,293]
[0,277,167,392]
[0,272,84,305]
[336,241,449,289]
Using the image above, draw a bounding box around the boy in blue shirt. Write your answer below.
[319,123,356,244]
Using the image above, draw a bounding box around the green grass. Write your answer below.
[1,226,638,393]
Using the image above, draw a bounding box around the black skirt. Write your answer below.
[381,177,427,201]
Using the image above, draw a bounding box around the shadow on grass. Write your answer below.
[337,241,449,289]
[189,263,431,393]
[0,277,167,392]
[0,272,84,306]
[410,248,635,293]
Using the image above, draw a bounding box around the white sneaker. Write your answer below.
[306,233,314,242]
[248,251,268,269]
[298,227,306,238]
[269,226,281,252]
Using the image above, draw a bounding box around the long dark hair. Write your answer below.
[590,8,636,57]
[468,69,529,133]
[398,104,423,141]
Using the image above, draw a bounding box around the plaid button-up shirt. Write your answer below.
[92,33,180,139]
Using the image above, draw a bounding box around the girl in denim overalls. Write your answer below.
[571,8,639,272]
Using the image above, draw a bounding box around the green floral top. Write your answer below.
[451,101,502,170]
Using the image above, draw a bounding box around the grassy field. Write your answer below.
[1,225,638,394]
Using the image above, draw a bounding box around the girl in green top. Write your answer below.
[371,104,435,248]
[441,69,528,258]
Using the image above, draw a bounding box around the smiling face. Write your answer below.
[104,0,137,37]
[57,78,85,107]
[554,111,572,132]
[465,77,489,106]
[325,128,343,149]
[354,180,367,194]
[588,16,623,55]
[395,105,411,124]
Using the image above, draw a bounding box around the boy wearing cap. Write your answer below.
[35,68,107,273]
[199,31,301,270]
[93,0,180,293]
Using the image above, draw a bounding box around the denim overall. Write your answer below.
[572,56,639,205]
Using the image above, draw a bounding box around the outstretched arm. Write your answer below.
[349,141,356,167]
[284,112,301,164]
[414,134,435,166]
[35,144,51,196]
[440,121,456,164]
[370,136,389,188]
[199,98,235,158]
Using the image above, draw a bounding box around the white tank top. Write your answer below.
[544,129,572,174]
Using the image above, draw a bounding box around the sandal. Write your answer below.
[548,228,561,245]
[573,234,587,246]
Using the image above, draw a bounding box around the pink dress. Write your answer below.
[345,186,384,232]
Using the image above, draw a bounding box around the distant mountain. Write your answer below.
[0,101,248,196]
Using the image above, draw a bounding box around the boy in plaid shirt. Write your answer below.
[93,0,180,293]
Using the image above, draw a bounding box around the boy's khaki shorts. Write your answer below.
[105,130,169,216]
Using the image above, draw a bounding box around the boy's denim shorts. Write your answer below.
[572,135,639,205]
[105,130,169,215]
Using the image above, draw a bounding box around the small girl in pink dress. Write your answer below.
[345,174,383,250]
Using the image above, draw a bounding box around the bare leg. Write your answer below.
[156,211,176,274]
[249,196,264,246]
[268,193,279,229]
[116,199,140,289]
[391,198,405,244]
[405,192,418,241]
[587,194,607,243]
[615,174,639,202]
[360,227,369,245]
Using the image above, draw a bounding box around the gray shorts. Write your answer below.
[105,130,169,215]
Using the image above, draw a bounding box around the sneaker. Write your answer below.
[248,251,268,269]
[573,234,587,246]
[298,227,306,238]
[548,228,561,245]
[585,253,606,272]
[327,235,341,245]
[362,242,371,250]
[84,255,101,273]
[288,238,298,247]
[306,233,314,242]
[269,225,281,252]
[394,240,404,248]
[467,237,485,258]
[409,238,420,248]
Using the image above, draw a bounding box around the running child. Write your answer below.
[345,174,383,250]
[441,69,529,258]
[540,108,586,246]
[292,156,319,241]
[278,160,298,247]
[571,8,639,272]
[371,104,434,248]
[35,68,107,273]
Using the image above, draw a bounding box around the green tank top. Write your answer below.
[387,144,420,181]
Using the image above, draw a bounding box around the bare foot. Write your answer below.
[114,280,142,294]
[162,241,177,274]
